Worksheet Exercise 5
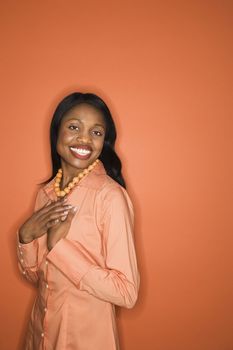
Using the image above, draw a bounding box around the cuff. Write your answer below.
[46,238,96,285]
[17,231,38,268]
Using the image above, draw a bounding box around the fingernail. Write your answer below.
[63,211,68,215]
[73,206,78,212]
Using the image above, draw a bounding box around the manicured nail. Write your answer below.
[73,206,78,212]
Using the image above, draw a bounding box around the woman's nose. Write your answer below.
[77,130,91,143]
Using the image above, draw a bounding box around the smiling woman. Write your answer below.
[17,92,140,350]
[57,103,106,184]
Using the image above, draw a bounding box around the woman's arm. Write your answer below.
[16,189,73,284]
[17,234,40,284]
[16,188,46,284]
[46,185,140,308]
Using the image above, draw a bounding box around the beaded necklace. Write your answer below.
[54,159,99,197]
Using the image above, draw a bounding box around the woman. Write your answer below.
[17,92,139,350]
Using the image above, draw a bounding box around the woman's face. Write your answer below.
[57,103,106,175]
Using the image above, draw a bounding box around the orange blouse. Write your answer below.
[17,161,139,350]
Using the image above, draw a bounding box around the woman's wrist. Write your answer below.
[19,230,34,244]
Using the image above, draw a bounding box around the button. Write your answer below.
[45,261,48,265]
[22,270,26,275]
[18,244,21,248]
[20,251,23,255]
[20,259,24,263]
[41,332,44,337]
[44,307,47,312]
[46,284,49,289]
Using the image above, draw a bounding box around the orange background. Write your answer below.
[1,1,233,349]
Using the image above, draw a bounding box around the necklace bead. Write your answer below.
[54,159,99,197]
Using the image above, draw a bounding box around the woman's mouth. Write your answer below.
[70,146,92,160]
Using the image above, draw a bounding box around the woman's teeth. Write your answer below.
[70,147,91,156]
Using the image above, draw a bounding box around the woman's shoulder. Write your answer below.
[98,175,133,209]
[99,173,126,194]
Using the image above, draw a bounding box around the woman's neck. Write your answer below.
[60,164,82,189]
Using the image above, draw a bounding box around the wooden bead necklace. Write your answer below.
[54,159,99,197]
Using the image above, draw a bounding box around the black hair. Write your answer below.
[44,92,126,188]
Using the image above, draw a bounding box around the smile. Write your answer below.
[69,146,93,160]
[70,147,92,156]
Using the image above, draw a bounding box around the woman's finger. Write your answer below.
[37,202,72,220]
[40,209,71,227]
[65,206,78,223]
[46,218,60,229]
[39,197,66,211]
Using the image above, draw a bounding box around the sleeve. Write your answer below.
[16,188,48,285]
[46,185,140,308]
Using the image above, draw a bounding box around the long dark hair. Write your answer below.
[45,92,126,188]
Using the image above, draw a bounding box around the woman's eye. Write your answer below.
[92,130,103,137]
[68,125,79,131]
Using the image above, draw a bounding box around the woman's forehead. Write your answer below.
[62,103,106,126]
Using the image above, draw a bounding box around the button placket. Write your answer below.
[42,259,50,345]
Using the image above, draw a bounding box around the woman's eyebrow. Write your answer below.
[94,123,105,129]
[65,118,105,129]
[65,117,82,123]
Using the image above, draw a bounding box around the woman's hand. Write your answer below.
[47,207,78,251]
[19,199,74,244]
